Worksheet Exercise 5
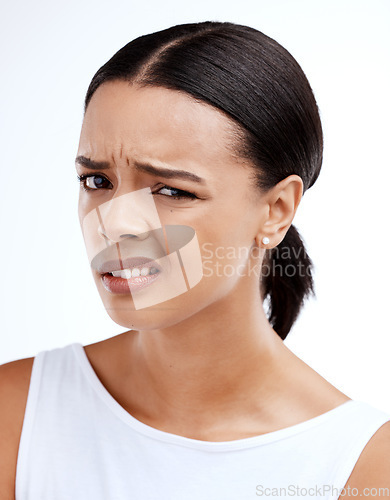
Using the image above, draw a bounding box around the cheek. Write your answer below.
[200,199,256,250]
[78,194,95,227]
[197,216,259,285]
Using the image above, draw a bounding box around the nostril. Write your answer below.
[120,234,138,238]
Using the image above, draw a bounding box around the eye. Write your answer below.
[77,174,112,191]
[153,185,198,200]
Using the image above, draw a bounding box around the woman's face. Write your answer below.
[76,81,269,330]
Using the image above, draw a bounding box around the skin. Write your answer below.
[74,80,353,436]
[0,80,388,499]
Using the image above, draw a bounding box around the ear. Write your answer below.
[255,174,303,247]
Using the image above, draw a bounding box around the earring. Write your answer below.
[262,236,270,245]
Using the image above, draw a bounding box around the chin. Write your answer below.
[94,275,205,331]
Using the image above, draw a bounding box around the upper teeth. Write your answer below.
[111,267,157,279]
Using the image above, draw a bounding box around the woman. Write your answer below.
[1,21,389,499]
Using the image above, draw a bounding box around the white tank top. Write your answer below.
[15,343,390,500]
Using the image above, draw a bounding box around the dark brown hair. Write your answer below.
[84,21,323,340]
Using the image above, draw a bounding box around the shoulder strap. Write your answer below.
[15,349,46,497]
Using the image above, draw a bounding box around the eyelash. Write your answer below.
[76,173,198,200]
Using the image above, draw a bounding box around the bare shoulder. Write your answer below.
[340,420,390,498]
[0,356,35,500]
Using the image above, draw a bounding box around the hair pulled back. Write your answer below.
[84,21,323,340]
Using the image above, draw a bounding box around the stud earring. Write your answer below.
[262,236,270,245]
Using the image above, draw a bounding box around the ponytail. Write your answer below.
[261,225,315,340]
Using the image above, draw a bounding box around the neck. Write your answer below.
[120,284,290,430]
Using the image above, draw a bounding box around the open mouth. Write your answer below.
[99,258,162,294]
[106,265,160,279]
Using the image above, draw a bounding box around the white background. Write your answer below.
[0,0,389,412]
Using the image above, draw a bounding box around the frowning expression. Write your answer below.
[76,81,266,330]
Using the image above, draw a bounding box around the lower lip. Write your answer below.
[101,271,161,294]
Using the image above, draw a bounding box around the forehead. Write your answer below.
[78,81,240,169]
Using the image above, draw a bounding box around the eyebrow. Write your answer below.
[75,155,205,184]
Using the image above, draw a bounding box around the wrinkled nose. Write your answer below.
[97,187,161,244]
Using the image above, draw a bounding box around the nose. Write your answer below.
[96,188,161,244]
[99,230,150,243]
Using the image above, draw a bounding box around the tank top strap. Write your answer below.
[15,343,81,498]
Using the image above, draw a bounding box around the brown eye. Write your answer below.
[77,174,112,191]
[153,185,197,200]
